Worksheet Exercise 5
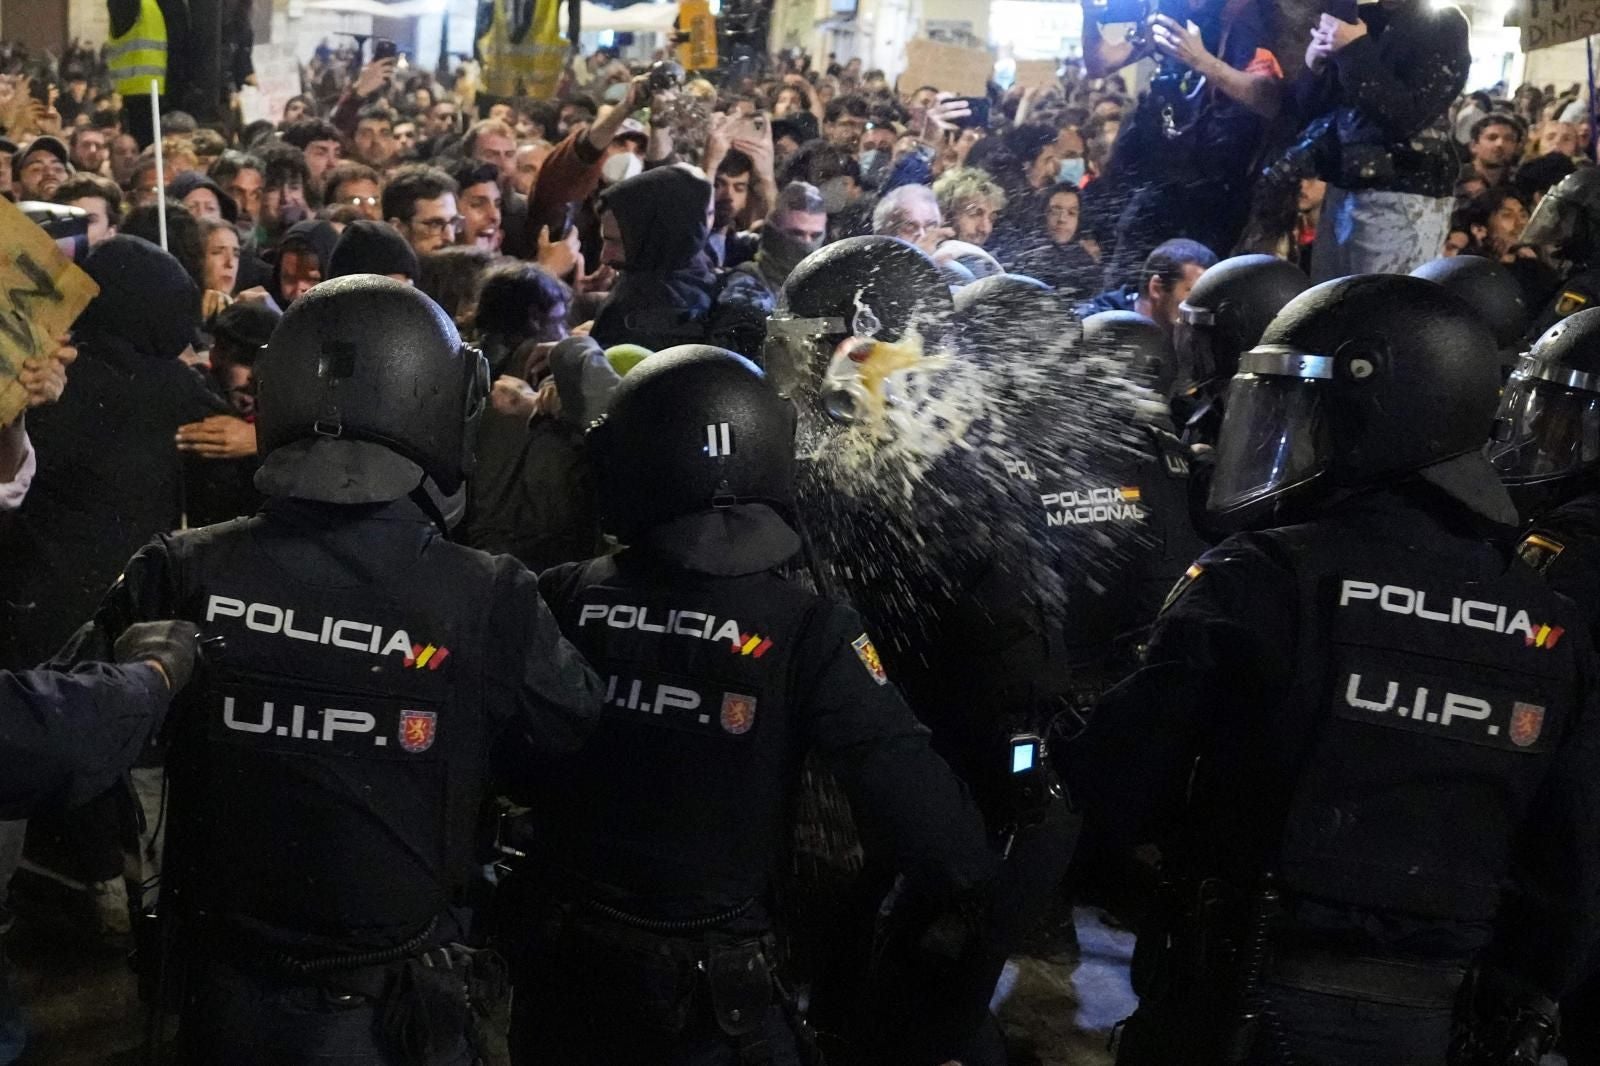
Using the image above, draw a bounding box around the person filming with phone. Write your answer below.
[1082,0,1277,288]
[1268,0,1470,278]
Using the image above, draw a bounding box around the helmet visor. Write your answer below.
[1173,309,1218,388]
[762,312,845,399]
[1486,372,1600,484]
[1207,347,1332,515]
[1522,189,1580,255]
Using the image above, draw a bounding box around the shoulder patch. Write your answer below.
[1556,291,1590,317]
[850,633,888,686]
[1160,563,1205,615]
[1517,532,1566,576]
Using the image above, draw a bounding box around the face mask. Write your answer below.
[1057,157,1086,185]
[601,151,643,186]
[819,176,854,215]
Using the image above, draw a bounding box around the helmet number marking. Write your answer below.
[705,422,733,458]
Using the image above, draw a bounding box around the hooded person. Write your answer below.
[0,235,227,669]
[327,219,421,283]
[461,336,617,572]
[271,219,339,308]
[589,165,719,351]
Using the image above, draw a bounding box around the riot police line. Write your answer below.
[10,229,1600,1066]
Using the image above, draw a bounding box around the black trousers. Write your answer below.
[1262,981,1453,1066]
[507,985,801,1066]
[177,956,475,1066]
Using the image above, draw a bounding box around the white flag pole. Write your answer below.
[151,79,167,250]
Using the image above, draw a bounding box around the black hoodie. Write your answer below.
[0,236,227,668]
[271,220,340,308]
[590,166,719,351]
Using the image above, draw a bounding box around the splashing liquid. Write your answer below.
[795,310,1173,677]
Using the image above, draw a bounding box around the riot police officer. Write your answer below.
[504,343,997,1066]
[1170,253,1310,449]
[956,273,1206,721]
[64,275,604,1063]
[1521,166,1600,338]
[1487,304,1600,1064]
[1490,305,1600,631]
[1412,254,1530,379]
[1071,274,1600,1066]
[1082,309,1175,399]
[768,240,1081,1064]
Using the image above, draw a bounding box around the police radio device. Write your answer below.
[1001,732,1060,855]
[1011,735,1041,775]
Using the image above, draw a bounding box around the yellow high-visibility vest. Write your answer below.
[107,0,168,97]
[477,0,564,99]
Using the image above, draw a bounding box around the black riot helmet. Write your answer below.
[1082,309,1174,393]
[1175,254,1309,388]
[953,272,1076,351]
[1411,255,1529,369]
[1209,274,1510,529]
[1522,166,1600,265]
[947,273,1075,364]
[766,235,953,417]
[254,274,490,504]
[588,344,797,540]
[1486,307,1600,517]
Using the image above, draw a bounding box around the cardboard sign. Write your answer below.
[244,46,304,126]
[1014,59,1060,91]
[898,38,993,97]
[1522,0,1600,51]
[0,197,100,427]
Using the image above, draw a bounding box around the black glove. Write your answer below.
[114,621,200,693]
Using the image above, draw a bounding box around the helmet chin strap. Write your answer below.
[408,478,456,537]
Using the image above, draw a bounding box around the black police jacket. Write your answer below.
[0,661,169,819]
[1518,491,1600,640]
[63,495,603,952]
[1073,486,1600,997]
[1528,267,1600,342]
[1034,421,1207,690]
[797,440,1064,821]
[525,504,996,920]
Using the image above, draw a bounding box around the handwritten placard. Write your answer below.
[1522,0,1600,51]
[0,196,100,426]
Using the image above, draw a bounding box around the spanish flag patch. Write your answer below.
[1517,532,1566,576]
[1556,291,1590,317]
[1160,563,1205,615]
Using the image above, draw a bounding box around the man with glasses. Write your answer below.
[382,163,460,254]
[323,162,383,222]
[872,183,946,256]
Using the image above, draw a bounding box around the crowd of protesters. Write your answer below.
[5,1,1600,1058]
